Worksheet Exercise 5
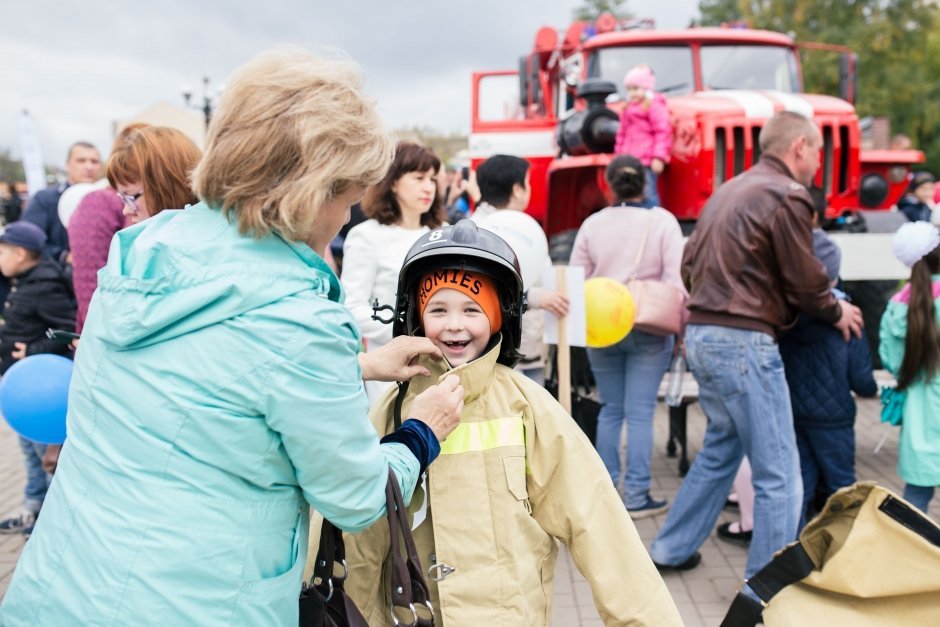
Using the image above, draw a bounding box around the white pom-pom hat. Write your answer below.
[892,221,940,268]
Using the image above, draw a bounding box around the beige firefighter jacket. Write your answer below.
[344,341,681,626]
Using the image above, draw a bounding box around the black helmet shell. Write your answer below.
[393,220,526,367]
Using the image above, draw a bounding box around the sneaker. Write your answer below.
[0,510,37,535]
[627,495,669,519]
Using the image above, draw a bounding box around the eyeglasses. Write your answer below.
[116,190,143,213]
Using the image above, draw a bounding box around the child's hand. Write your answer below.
[650,158,665,175]
[540,291,570,318]
[11,342,27,360]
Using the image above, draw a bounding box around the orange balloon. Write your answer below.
[584,277,636,348]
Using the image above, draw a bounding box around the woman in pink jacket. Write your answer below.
[614,64,672,208]
[570,155,686,518]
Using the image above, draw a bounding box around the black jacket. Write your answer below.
[779,310,877,428]
[0,259,76,374]
[22,183,69,262]
[896,195,933,223]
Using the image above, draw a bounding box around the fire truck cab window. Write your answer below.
[700,45,798,92]
[478,74,525,122]
[587,46,694,99]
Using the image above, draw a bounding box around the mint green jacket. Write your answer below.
[879,276,940,487]
[0,203,419,625]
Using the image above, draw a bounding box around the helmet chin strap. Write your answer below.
[393,380,409,430]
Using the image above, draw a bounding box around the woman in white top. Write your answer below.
[343,141,446,401]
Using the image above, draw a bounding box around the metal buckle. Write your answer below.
[390,602,418,626]
[415,599,435,625]
[322,577,334,602]
[427,562,455,582]
[371,299,396,324]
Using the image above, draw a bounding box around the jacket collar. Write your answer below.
[273,232,342,303]
[416,335,502,404]
[758,153,800,183]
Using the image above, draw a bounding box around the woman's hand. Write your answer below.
[539,290,570,317]
[650,158,665,175]
[359,336,443,382]
[409,374,464,442]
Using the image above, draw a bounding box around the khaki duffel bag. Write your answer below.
[721,482,940,626]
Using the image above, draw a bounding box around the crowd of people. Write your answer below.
[0,51,936,625]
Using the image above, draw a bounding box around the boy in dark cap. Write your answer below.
[779,233,877,529]
[0,221,76,537]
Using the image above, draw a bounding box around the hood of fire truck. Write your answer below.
[665,90,856,120]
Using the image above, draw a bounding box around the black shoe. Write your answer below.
[716,521,752,547]
[653,551,702,572]
[724,498,740,512]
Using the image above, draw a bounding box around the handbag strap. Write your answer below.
[386,469,435,626]
[312,518,346,599]
[719,542,815,627]
[628,212,655,282]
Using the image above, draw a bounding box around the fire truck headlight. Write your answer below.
[887,165,908,184]
[859,173,889,208]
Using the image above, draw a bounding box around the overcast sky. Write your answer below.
[2,0,699,169]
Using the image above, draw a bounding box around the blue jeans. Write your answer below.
[903,484,935,514]
[588,331,673,508]
[18,436,51,513]
[650,325,802,579]
[645,167,661,207]
[795,424,855,528]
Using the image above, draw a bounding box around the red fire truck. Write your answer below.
[470,17,923,254]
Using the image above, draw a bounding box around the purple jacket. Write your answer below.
[67,188,128,332]
[614,93,672,166]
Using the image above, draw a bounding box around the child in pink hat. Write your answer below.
[614,64,672,207]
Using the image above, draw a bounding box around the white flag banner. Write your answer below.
[18,111,46,198]
[542,264,587,347]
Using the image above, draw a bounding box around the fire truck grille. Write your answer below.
[713,122,850,196]
[713,124,759,192]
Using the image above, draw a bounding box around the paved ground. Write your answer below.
[0,393,927,625]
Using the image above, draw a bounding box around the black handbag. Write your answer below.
[299,515,368,626]
[545,346,601,446]
[299,469,435,626]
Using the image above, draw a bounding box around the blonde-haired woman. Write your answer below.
[0,48,463,626]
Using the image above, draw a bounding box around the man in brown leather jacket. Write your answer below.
[650,111,863,586]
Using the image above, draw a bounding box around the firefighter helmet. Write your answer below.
[393,220,525,367]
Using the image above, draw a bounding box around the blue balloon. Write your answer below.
[0,354,72,444]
